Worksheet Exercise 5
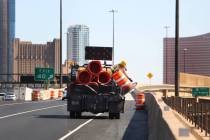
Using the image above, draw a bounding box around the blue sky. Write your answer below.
[16,0,210,84]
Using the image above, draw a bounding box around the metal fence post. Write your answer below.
[204,103,207,136]
[208,103,210,136]
[195,103,197,127]
[201,103,203,133]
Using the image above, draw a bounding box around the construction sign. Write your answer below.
[147,73,153,79]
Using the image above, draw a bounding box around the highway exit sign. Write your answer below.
[34,68,54,81]
[192,87,210,97]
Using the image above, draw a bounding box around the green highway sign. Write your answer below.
[35,68,54,81]
[192,87,210,97]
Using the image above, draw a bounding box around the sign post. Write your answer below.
[147,72,153,85]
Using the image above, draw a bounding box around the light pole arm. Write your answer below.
[109,9,117,65]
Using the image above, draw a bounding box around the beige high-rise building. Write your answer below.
[67,25,89,66]
[12,38,60,81]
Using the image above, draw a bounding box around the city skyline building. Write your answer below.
[67,25,89,66]
[12,38,60,81]
[163,32,210,84]
[0,0,15,81]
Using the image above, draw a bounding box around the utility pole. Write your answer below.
[164,26,170,84]
[109,9,117,65]
[175,0,179,97]
[60,0,63,88]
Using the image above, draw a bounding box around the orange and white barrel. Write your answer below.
[50,90,55,99]
[32,90,40,101]
[112,70,132,93]
[76,69,92,84]
[87,60,102,75]
[98,71,111,84]
[58,90,63,98]
[135,92,145,110]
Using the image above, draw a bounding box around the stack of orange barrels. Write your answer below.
[76,61,112,88]
[76,60,136,95]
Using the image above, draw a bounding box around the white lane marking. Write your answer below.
[0,104,66,119]
[58,113,102,140]
[0,99,60,107]
[0,102,26,107]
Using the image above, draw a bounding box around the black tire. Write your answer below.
[75,112,82,118]
[70,111,75,118]
[70,111,81,119]
[109,113,114,119]
[115,113,120,119]
[109,113,120,119]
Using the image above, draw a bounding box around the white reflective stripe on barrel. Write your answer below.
[136,99,145,101]
[135,104,144,106]
[114,74,126,83]
[121,81,130,88]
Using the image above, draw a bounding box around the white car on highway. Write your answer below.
[62,90,67,100]
[4,93,16,101]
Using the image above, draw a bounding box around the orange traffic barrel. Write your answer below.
[32,90,40,101]
[50,90,55,99]
[77,69,92,84]
[88,60,102,75]
[58,90,63,98]
[98,71,111,84]
[135,93,145,110]
[112,70,132,93]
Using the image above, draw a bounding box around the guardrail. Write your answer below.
[140,85,192,94]
[163,96,210,137]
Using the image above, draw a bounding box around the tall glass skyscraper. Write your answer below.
[67,25,89,66]
[0,0,15,81]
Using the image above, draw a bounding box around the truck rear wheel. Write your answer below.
[70,111,75,118]
[109,113,120,119]
[70,111,81,119]
[75,112,81,118]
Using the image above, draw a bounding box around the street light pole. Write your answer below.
[164,26,170,84]
[109,9,117,65]
[60,0,63,88]
[175,0,179,97]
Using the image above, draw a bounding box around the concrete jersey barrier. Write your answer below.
[144,92,197,140]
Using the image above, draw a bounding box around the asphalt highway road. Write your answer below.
[0,95,148,140]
